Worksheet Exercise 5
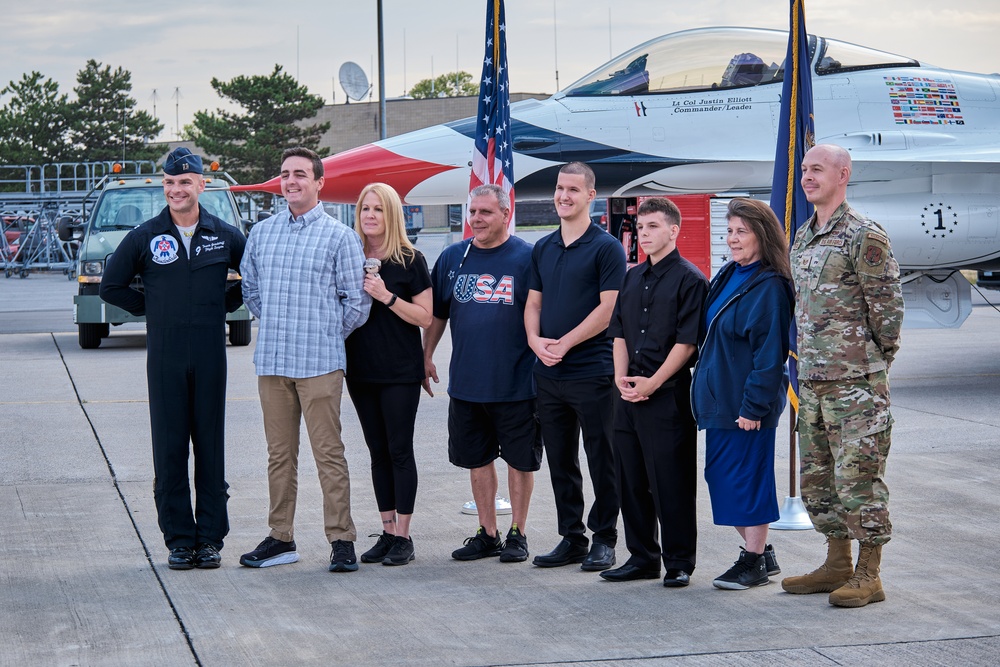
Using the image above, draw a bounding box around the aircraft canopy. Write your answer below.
[562,27,917,97]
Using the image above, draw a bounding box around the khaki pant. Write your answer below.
[798,371,892,545]
[258,371,356,544]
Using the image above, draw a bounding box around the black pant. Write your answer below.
[146,327,230,550]
[346,379,420,515]
[535,373,619,547]
[614,381,697,573]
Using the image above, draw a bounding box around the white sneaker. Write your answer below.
[461,496,512,515]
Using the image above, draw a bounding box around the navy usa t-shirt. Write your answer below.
[431,236,535,403]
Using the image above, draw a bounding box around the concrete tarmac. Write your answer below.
[2,250,1000,666]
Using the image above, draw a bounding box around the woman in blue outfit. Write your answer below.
[691,198,794,590]
[346,183,433,566]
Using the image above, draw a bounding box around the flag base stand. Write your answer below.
[771,495,813,530]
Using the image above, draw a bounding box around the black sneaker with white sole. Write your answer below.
[240,536,300,568]
[713,548,769,590]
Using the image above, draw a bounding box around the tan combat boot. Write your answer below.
[780,537,853,594]
[829,543,885,607]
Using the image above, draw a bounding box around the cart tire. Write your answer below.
[229,319,251,346]
[79,323,106,349]
[20,269,28,279]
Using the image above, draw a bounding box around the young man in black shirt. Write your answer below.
[601,197,708,587]
[525,162,626,571]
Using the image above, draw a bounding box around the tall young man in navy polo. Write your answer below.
[601,197,708,588]
[101,147,246,570]
[525,162,626,571]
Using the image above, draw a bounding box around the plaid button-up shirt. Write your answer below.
[241,203,370,378]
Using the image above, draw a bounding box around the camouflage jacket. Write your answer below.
[790,201,903,381]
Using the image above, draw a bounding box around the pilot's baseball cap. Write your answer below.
[164,147,204,175]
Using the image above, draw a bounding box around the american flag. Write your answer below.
[465,0,515,237]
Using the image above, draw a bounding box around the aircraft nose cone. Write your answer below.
[230,143,459,204]
[319,144,459,203]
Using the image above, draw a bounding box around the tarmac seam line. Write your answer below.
[482,632,1000,666]
[50,332,204,667]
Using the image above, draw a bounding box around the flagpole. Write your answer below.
[770,0,814,531]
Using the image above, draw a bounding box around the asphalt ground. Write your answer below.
[2,231,1000,666]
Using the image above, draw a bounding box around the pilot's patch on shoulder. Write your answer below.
[858,231,889,276]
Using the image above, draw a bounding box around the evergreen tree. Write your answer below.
[191,65,330,185]
[0,71,72,165]
[68,60,163,164]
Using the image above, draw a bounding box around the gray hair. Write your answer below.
[470,184,510,212]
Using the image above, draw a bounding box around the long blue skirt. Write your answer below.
[704,427,780,526]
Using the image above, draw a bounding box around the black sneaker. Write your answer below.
[764,543,781,575]
[451,526,503,561]
[499,526,528,563]
[383,535,415,566]
[713,548,769,590]
[194,543,221,569]
[329,540,359,572]
[240,536,299,568]
[168,546,195,570]
[361,532,394,563]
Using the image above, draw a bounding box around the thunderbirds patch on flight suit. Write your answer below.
[858,231,889,276]
[151,234,179,265]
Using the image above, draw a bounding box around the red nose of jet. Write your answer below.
[230,143,460,204]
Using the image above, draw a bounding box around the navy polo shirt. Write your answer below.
[608,248,708,391]
[529,223,626,379]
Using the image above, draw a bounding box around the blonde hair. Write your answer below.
[354,182,415,266]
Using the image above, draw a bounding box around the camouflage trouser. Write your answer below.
[798,370,892,545]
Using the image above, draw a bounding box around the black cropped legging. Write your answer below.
[345,379,421,515]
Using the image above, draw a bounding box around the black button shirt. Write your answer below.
[608,248,708,386]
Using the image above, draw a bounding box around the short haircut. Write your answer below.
[470,183,510,212]
[726,198,791,279]
[637,197,682,227]
[281,147,324,180]
[558,162,596,190]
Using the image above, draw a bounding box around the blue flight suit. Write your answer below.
[100,205,246,550]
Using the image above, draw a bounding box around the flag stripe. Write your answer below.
[465,0,515,237]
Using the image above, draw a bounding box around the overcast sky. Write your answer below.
[2,0,998,143]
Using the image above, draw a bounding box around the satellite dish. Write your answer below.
[339,62,371,103]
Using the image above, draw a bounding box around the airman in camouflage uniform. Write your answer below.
[782,144,903,608]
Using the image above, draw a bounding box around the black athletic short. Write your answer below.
[447,397,542,472]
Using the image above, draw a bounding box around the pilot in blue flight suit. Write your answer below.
[100,148,246,570]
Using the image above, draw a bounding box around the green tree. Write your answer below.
[68,60,163,163]
[191,65,330,185]
[408,71,478,99]
[0,71,72,165]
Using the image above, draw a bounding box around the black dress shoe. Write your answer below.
[194,543,222,569]
[168,547,196,570]
[581,543,616,571]
[532,539,589,568]
[600,563,660,582]
[663,568,691,587]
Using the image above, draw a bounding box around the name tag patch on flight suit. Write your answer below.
[195,241,225,257]
[151,235,179,265]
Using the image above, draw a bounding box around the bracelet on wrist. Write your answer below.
[386,294,398,307]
